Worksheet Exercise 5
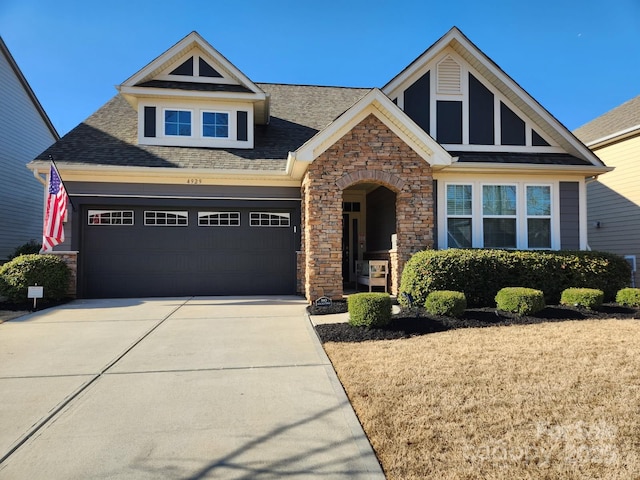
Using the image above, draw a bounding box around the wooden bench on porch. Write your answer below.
[355,260,389,293]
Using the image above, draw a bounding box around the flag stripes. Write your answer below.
[41,163,68,253]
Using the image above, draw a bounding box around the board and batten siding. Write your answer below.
[0,42,57,260]
[587,134,640,287]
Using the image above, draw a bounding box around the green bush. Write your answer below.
[424,290,467,317]
[560,288,604,310]
[0,254,70,303]
[399,249,630,308]
[495,287,546,315]
[6,240,42,261]
[616,288,640,307]
[348,293,392,328]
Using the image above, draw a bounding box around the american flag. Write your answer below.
[41,164,68,253]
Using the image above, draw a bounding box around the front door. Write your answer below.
[342,213,359,284]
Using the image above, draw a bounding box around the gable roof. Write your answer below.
[291,88,451,170]
[573,95,640,147]
[118,31,270,124]
[383,27,605,168]
[0,36,59,141]
[30,83,369,181]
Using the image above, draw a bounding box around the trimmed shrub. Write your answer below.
[495,287,546,315]
[425,290,467,317]
[0,254,70,303]
[560,288,604,310]
[616,288,640,307]
[348,293,392,328]
[6,240,42,261]
[399,249,630,308]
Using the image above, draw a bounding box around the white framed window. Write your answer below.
[202,111,229,138]
[144,211,188,226]
[443,181,557,250]
[446,184,472,248]
[250,212,290,227]
[482,184,517,248]
[198,211,240,226]
[164,109,192,136]
[526,185,551,249]
[88,210,134,225]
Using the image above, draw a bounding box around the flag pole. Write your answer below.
[48,155,75,211]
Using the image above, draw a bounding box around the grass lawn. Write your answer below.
[323,319,640,479]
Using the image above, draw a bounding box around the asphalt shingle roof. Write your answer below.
[36,83,370,170]
[573,95,640,144]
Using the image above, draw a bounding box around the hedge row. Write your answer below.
[399,249,631,308]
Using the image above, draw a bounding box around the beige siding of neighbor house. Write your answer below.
[587,133,640,287]
[0,43,57,260]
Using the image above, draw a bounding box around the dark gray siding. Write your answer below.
[404,71,430,133]
[437,100,462,144]
[532,130,550,146]
[500,102,525,146]
[67,182,301,200]
[144,107,156,137]
[468,74,494,145]
[237,111,248,141]
[560,181,580,249]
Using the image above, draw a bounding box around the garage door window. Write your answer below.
[250,212,290,227]
[88,210,134,225]
[198,211,240,226]
[144,211,188,226]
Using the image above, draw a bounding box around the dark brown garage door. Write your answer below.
[80,207,296,298]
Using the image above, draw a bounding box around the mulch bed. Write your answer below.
[313,302,640,343]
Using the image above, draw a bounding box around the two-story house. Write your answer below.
[28,28,609,301]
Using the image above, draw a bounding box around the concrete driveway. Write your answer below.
[0,297,384,479]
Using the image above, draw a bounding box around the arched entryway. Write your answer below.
[300,113,435,302]
[342,183,396,290]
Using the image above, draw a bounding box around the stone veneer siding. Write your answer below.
[301,114,434,301]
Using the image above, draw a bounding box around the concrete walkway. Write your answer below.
[0,297,384,479]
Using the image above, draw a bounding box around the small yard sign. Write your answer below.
[28,285,44,309]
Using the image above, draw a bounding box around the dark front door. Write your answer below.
[342,213,359,284]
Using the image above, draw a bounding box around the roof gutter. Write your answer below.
[584,124,640,149]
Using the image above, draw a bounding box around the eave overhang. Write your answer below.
[27,161,301,188]
[435,161,613,177]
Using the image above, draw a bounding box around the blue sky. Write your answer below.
[1,0,638,136]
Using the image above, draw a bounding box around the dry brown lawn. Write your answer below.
[324,319,640,479]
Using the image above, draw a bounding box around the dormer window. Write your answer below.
[202,111,229,138]
[123,32,267,149]
[141,102,251,148]
[165,110,192,136]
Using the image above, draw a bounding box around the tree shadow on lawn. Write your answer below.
[315,304,639,343]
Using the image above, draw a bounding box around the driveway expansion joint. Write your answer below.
[0,297,192,467]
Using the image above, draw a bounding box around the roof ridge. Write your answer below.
[256,82,372,90]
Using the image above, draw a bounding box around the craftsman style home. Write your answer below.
[28,27,609,301]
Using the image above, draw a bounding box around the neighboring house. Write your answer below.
[0,37,59,260]
[574,95,640,287]
[27,27,609,300]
